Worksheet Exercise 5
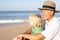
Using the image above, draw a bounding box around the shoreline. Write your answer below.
[0,22,28,26]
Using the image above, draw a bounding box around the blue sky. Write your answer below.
[0,0,60,11]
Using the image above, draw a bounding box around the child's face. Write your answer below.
[29,17,40,27]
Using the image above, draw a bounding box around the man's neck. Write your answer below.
[47,16,54,22]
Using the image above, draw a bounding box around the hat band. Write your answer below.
[43,5,55,10]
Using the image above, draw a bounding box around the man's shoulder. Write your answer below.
[52,17,59,23]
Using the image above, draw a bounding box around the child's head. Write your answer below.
[29,14,42,27]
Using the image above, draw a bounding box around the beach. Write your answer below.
[0,11,60,40]
[0,18,60,40]
[0,23,31,40]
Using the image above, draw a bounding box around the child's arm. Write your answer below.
[23,28,32,34]
[21,28,32,40]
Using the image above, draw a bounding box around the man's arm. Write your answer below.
[20,33,45,40]
[17,28,45,40]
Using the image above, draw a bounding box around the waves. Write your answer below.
[0,11,60,24]
[0,19,28,24]
[0,11,40,24]
[0,18,60,24]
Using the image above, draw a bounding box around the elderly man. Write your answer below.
[17,1,60,40]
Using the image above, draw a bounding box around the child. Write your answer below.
[17,14,43,40]
[29,14,43,34]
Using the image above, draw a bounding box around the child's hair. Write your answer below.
[29,14,42,27]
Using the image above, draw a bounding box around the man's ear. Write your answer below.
[50,11,54,15]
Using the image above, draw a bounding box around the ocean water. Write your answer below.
[0,11,60,25]
[0,11,41,20]
[0,11,41,25]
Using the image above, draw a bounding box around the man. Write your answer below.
[17,1,60,40]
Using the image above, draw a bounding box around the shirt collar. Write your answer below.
[46,16,56,24]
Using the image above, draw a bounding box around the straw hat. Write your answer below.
[38,1,58,12]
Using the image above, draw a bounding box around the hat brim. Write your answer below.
[38,8,59,13]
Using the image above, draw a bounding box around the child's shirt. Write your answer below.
[31,26,43,34]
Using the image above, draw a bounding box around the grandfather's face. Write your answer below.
[42,10,53,20]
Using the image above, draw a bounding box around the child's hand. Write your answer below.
[17,34,23,40]
[17,34,23,37]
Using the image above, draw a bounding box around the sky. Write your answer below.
[0,0,60,11]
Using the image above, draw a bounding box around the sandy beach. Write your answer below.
[0,23,31,40]
[0,18,60,40]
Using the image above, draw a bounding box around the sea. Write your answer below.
[0,11,60,26]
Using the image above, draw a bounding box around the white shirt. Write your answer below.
[41,16,60,40]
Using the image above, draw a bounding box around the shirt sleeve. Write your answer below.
[41,23,59,40]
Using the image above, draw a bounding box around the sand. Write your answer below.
[0,23,31,40]
[0,18,60,40]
